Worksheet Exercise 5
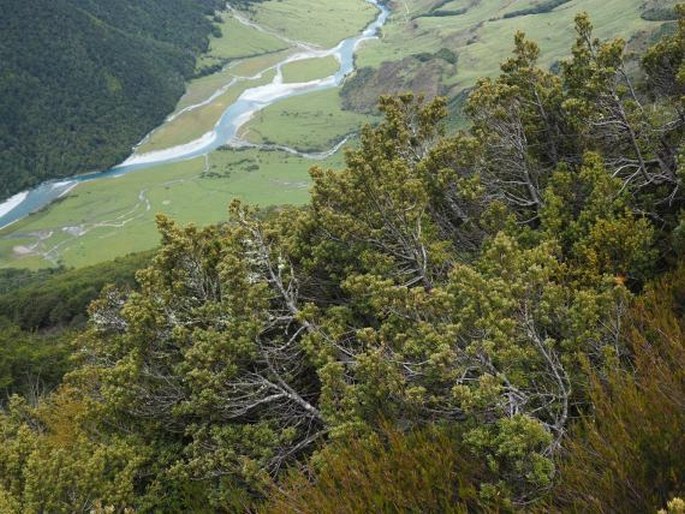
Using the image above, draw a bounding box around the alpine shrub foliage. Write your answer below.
[1,8,685,513]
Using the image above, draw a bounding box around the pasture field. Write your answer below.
[0,149,345,269]
[197,15,288,70]
[281,56,341,83]
[245,0,377,48]
[356,0,670,92]
[240,89,376,151]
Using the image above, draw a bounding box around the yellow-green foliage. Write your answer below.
[0,391,146,513]
[660,498,685,514]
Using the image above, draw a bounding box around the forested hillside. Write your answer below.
[1,6,685,513]
[0,0,224,199]
[0,252,150,403]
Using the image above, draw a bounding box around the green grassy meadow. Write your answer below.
[0,149,345,269]
[197,15,288,70]
[281,56,340,83]
[245,0,377,47]
[240,89,376,151]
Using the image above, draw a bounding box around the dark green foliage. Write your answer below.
[0,252,150,405]
[0,0,224,198]
[436,47,459,65]
[414,48,458,65]
[419,8,468,18]
[0,251,151,330]
[415,0,473,18]
[642,7,678,20]
[194,62,226,79]
[642,0,678,21]
[0,268,65,295]
[0,321,72,402]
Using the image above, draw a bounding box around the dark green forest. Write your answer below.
[1,7,685,514]
[0,0,224,198]
[0,252,150,402]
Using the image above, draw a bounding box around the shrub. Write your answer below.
[554,266,685,512]
[262,425,506,513]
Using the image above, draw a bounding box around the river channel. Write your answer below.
[0,0,390,229]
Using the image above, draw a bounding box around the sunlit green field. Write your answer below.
[281,56,340,83]
[196,15,288,70]
[0,149,345,269]
[240,89,376,151]
[245,0,377,48]
[357,0,669,89]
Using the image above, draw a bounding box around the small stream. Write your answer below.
[0,0,389,229]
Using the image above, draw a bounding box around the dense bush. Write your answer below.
[502,0,571,19]
[642,7,678,20]
[0,252,151,331]
[0,322,72,403]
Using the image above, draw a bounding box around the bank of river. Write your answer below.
[0,0,389,230]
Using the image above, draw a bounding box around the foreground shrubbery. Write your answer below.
[1,8,685,513]
[263,426,499,513]
[555,267,685,512]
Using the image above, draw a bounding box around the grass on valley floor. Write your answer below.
[196,15,288,70]
[240,88,376,152]
[138,0,357,155]
[281,56,340,83]
[244,0,377,48]
[0,148,346,269]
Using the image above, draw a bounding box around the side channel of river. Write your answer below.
[0,0,390,229]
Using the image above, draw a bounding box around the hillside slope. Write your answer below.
[344,0,677,115]
[0,0,224,199]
